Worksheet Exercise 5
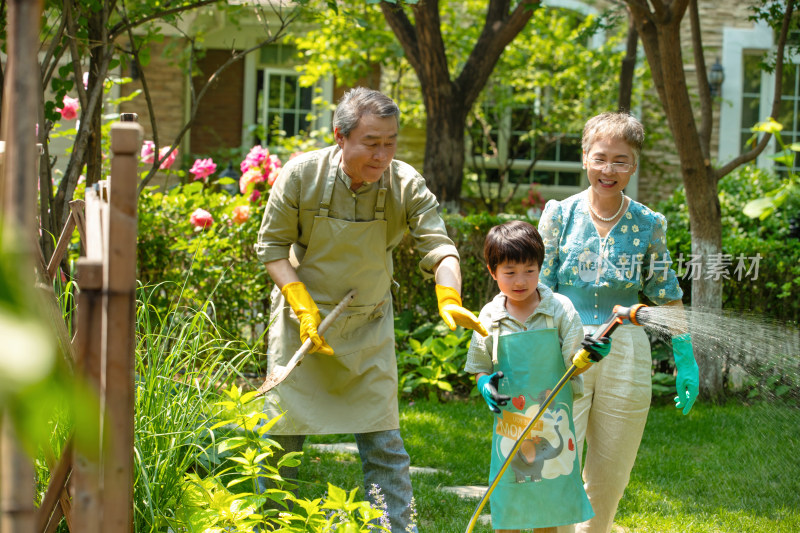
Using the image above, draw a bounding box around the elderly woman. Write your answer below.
[537,111,699,533]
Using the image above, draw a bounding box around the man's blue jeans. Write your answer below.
[264,430,416,532]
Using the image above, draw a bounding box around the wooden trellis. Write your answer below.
[37,120,142,533]
[1,1,141,530]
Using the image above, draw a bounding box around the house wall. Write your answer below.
[189,49,245,156]
[636,0,758,207]
[119,40,187,170]
[119,0,768,206]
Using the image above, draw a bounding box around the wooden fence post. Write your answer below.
[70,184,106,532]
[102,121,141,533]
[0,1,45,532]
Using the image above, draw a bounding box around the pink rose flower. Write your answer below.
[249,189,262,203]
[240,145,270,174]
[265,154,282,185]
[82,72,89,90]
[159,146,178,170]
[231,205,251,225]
[239,167,265,194]
[189,157,217,182]
[56,95,79,120]
[141,141,155,164]
[190,208,214,229]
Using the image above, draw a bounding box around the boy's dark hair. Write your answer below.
[484,220,545,274]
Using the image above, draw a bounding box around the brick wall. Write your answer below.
[636,0,755,206]
[120,40,186,169]
[189,50,245,156]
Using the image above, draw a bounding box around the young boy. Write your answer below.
[465,220,610,533]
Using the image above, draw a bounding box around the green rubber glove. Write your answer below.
[436,284,489,337]
[581,334,612,362]
[477,372,510,414]
[281,281,334,356]
[672,333,699,415]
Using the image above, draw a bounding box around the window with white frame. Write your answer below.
[719,20,800,175]
[255,69,313,145]
[465,1,609,198]
[249,44,331,150]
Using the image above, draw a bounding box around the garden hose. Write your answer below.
[464,304,649,532]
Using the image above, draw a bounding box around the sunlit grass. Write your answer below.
[299,400,800,532]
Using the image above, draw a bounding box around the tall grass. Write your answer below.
[133,281,260,531]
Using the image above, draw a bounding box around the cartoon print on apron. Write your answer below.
[488,315,594,530]
[265,152,399,435]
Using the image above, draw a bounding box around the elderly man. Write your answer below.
[255,87,487,531]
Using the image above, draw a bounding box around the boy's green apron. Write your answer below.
[265,152,399,435]
[489,318,594,530]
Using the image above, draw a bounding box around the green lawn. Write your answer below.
[299,399,800,533]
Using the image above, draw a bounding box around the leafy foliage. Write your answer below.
[137,180,271,354]
[742,118,800,219]
[395,322,473,401]
[656,164,800,323]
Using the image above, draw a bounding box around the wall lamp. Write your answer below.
[709,58,725,98]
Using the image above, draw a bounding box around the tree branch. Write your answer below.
[108,0,220,40]
[40,0,69,84]
[54,46,115,227]
[689,0,712,161]
[136,16,297,193]
[379,1,421,77]
[713,0,794,181]
[458,0,539,109]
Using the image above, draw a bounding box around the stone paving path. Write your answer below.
[308,443,491,525]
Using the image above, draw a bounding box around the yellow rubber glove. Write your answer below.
[435,284,489,337]
[281,281,334,356]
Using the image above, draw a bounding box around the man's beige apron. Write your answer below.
[264,153,398,435]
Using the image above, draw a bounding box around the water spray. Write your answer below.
[464,303,650,533]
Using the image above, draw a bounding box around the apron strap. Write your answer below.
[319,152,340,218]
[322,154,388,221]
[375,181,387,221]
[491,321,500,365]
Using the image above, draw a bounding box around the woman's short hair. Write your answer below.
[484,220,545,274]
[582,111,645,163]
[332,87,400,138]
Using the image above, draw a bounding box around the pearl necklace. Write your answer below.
[587,190,626,222]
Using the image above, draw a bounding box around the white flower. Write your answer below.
[620,226,628,233]
[633,238,640,246]
[659,289,666,298]
[632,225,640,233]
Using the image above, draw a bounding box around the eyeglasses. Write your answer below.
[587,158,634,174]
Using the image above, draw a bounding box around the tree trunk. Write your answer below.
[618,12,638,112]
[631,2,726,400]
[380,0,538,210]
[86,10,105,188]
[422,98,467,211]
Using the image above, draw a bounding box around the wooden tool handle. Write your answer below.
[285,288,358,366]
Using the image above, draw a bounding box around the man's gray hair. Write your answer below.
[582,111,645,163]
[333,87,400,138]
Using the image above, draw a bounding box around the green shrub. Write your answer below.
[391,211,533,326]
[654,165,800,323]
[137,181,271,355]
[655,166,800,403]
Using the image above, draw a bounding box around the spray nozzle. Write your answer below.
[612,303,649,326]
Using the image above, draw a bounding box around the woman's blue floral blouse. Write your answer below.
[538,190,683,325]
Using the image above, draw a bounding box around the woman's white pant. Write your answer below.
[558,325,652,533]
